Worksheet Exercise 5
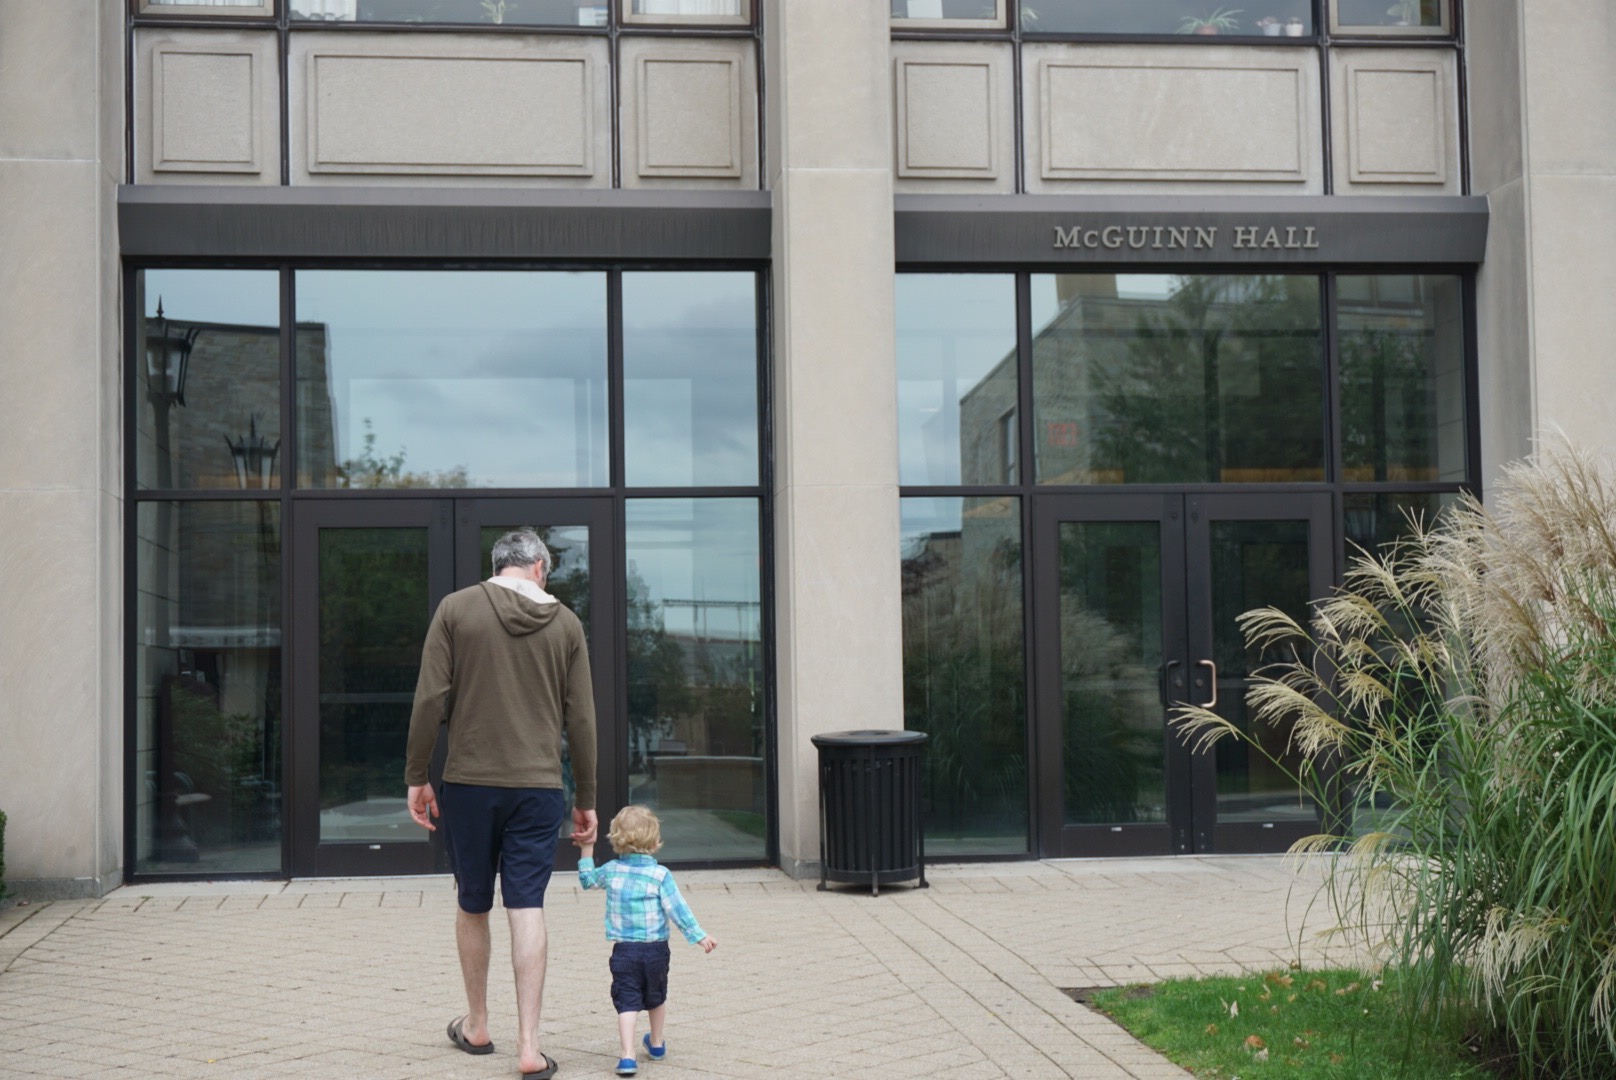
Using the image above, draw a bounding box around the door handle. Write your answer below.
[1195,659,1218,709]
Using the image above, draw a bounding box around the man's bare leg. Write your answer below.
[508,906,549,1073]
[455,909,493,1047]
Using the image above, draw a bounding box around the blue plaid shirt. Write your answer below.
[577,853,707,945]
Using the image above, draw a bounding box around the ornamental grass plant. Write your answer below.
[1173,439,1616,1078]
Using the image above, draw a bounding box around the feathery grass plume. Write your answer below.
[1171,436,1616,1077]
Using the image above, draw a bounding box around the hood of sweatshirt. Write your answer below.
[479,580,562,636]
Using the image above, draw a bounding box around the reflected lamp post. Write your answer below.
[226,414,281,491]
[144,299,202,862]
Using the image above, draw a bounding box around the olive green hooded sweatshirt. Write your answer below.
[404,580,597,810]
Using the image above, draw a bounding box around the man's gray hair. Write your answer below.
[491,527,552,577]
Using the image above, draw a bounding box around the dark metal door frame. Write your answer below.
[1185,491,1334,854]
[1033,490,1334,859]
[1031,492,1189,858]
[289,495,616,878]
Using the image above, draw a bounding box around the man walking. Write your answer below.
[405,527,598,1080]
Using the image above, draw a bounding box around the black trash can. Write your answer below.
[812,729,928,896]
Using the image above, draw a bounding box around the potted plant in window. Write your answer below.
[1284,15,1305,34]
[1386,0,1423,25]
[1177,7,1242,35]
[1255,15,1281,35]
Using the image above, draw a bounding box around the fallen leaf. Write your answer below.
[1205,1023,1219,1036]
[1258,986,1272,1001]
[1330,1053,1344,1064]
[1265,973,1294,988]
[1307,979,1328,992]
[1334,982,1361,996]
[1287,994,1297,1003]
[1289,959,1302,970]
[1293,1037,1311,1049]
[1253,1048,1269,1063]
[1245,1035,1266,1050]
[1270,1005,1278,1013]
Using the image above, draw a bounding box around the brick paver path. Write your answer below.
[0,857,1353,1079]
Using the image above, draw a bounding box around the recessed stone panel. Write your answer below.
[290,33,610,185]
[619,37,757,188]
[892,42,1013,193]
[640,57,741,174]
[136,30,279,184]
[155,50,258,171]
[1024,44,1323,194]
[1332,49,1459,194]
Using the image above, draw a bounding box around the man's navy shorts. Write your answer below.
[609,940,671,1014]
[439,782,565,914]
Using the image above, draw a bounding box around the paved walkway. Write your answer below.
[0,858,1354,1079]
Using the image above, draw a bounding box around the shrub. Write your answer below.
[1173,439,1616,1078]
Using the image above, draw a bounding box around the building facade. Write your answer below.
[0,0,1609,896]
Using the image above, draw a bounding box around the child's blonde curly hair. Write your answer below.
[608,804,662,855]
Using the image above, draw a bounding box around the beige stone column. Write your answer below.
[1470,1,1616,480]
[764,2,903,876]
[0,0,125,897]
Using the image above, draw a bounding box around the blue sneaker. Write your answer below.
[643,1034,666,1062]
[616,1058,638,1076]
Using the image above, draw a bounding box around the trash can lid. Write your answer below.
[811,729,928,747]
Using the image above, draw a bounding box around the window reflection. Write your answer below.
[1032,274,1325,484]
[1057,521,1166,826]
[136,271,282,492]
[295,271,608,490]
[896,274,1019,487]
[890,0,1002,24]
[1343,492,1459,558]
[623,273,759,488]
[1338,275,1466,483]
[135,502,282,874]
[1023,0,1312,35]
[625,499,764,862]
[901,497,1028,853]
[290,0,606,25]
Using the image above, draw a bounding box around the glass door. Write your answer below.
[1033,492,1331,857]
[1187,493,1333,853]
[1032,494,1189,857]
[290,497,614,877]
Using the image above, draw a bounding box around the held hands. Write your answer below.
[572,807,599,845]
[699,936,718,954]
[406,783,439,831]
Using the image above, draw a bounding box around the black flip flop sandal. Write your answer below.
[522,1051,559,1079]
[447,1016,495,1055]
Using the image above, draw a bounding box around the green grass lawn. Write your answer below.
[1086,969,1506,1079]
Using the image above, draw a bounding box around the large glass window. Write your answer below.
[1338,275,1466,483]
[1032,274,1325,485]
[135,501,282,875]
[295,271,608,490]
[901,496,1028,853]
[1023,1,1313,37]
[897,275,1020,487]
[624,499,764,862]
[623,0,748,25]
[137,271,282,492]
[623,272,759,488]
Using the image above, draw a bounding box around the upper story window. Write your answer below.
[623,0,749,26]
[1020,1,1314,38]
[890,1,1006,30]
[1331,0,1450,36]
[140,0,274,15]
[289,0,607,25]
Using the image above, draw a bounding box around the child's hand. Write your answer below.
[699,936,717,954]
[574,838,594,858]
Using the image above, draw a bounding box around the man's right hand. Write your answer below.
[407,783,439,831]
[572,807,599,844]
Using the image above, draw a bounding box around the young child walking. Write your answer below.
[577,805,717,1076]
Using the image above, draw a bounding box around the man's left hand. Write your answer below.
[407,784,439,831]
[572,807,598,844]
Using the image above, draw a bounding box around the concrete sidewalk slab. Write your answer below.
[0,857,1353,1079]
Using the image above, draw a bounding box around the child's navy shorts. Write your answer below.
[439,782,565,914]
[609,940,671,1014]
